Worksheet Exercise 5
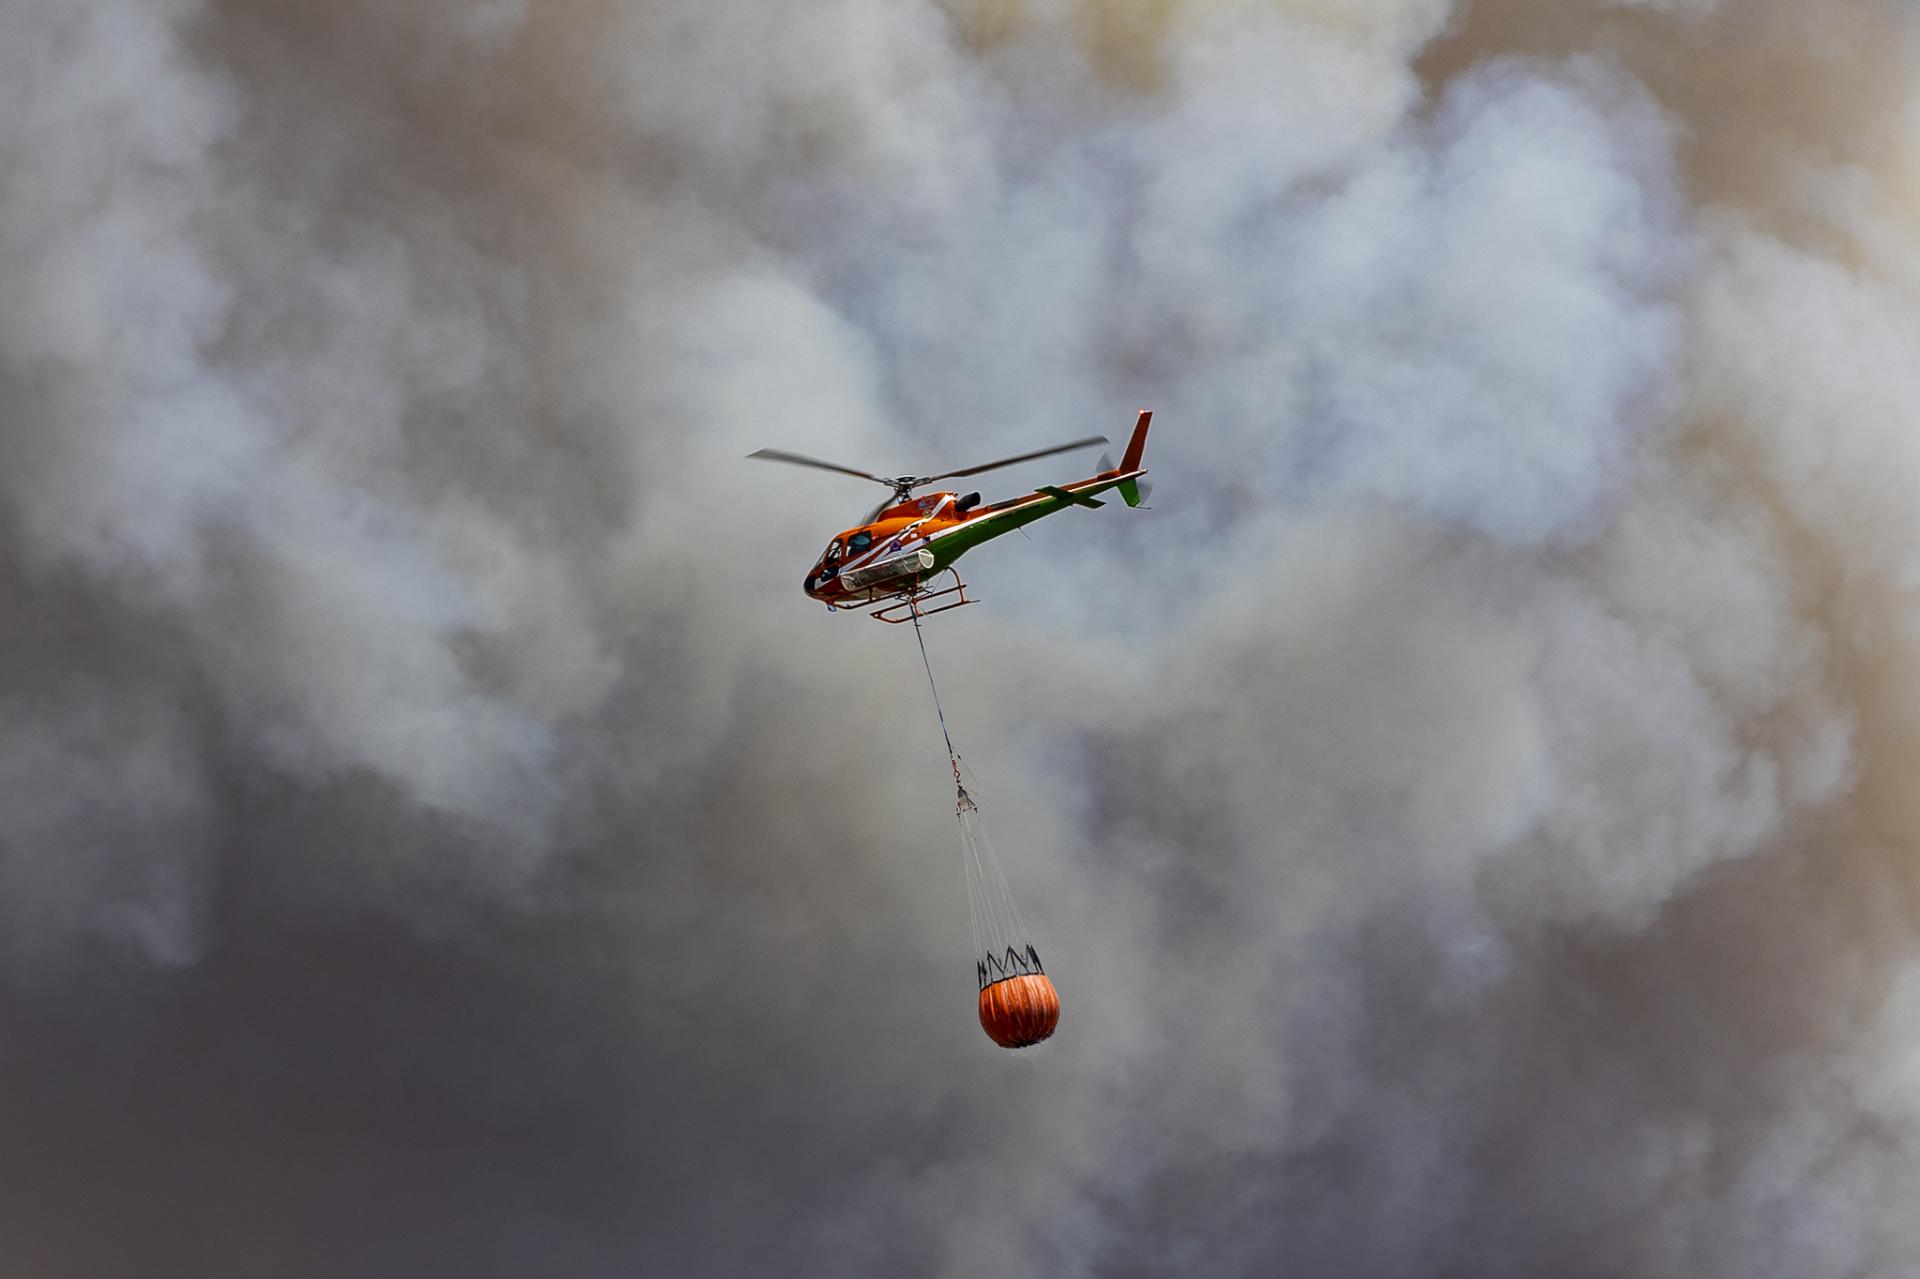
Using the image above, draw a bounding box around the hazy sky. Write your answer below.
[6,0,1920,1274]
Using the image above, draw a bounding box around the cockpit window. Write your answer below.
[848,531,873,553]
[824,539,843,562]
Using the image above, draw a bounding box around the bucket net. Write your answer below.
[955,782,1044,990]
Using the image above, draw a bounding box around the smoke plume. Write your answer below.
[4,0,1920,1273]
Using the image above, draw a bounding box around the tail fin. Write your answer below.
[1119,410,1152,474]
[1118,410,1152,506]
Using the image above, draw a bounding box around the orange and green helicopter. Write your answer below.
[749,410,1153,622]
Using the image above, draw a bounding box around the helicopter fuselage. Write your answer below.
[802,457,1146,608]
[803,491,974,604]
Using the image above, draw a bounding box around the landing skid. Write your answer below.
[870,570,976,625]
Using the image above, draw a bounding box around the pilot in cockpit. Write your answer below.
[804,537,843,595]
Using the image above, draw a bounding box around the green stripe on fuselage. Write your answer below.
[925,476,1129,571]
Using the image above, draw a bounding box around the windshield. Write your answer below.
[817,538,844,577]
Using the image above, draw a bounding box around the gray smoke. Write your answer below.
[4,0,1920,1273]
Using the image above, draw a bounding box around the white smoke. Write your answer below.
[4,0,1920,1274]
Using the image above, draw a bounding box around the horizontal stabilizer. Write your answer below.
[1039,485,1105,509]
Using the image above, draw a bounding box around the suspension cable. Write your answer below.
[908,586,1039,982]
[909,592,966,795]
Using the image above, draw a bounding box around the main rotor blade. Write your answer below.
[745,448,897,488]
[921,435,1109,483]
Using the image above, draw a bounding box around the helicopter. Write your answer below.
[748,411,1153,622]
